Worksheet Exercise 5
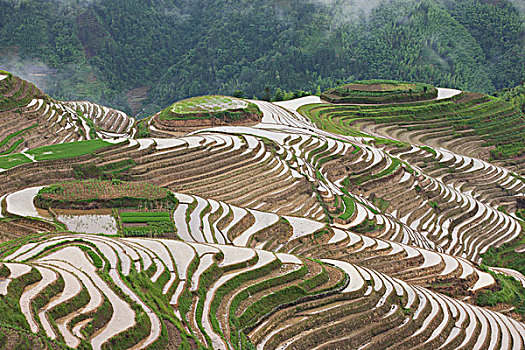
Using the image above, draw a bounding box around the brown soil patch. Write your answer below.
[165,320,182,349]
[126,86,149,116]
[153,114,260,132]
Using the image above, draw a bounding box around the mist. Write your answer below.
[308,0,389,27]
[509,0,525,13]
[0,55,56,94]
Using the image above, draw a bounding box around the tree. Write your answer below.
[233,90,244,98]
[263,86,272,102]
[272,88,284,102]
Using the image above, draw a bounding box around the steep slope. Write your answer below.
[494,83,525,114]
[0,0,523,113]
[0,232,518,349]
[0,73,136,158]
[1,74,525,348]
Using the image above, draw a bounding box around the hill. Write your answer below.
[0,72,136,158]
[1,72,525,348]
[305,89,525,161]
[494,83,525,114]
[153,95,262,132]
[0,0,523,115]
[321,80,438,104]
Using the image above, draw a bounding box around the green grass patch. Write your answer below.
[0,124,38,149]
[120,211,171,218]
[0,138,25,156]
[476,267,525,315]
[168,95,248,114]
[481,223,525,276]
[135,118,151,138]
[0,264,10,278]
[0,139,121,170]
[0,153,31,169]
[0,268,42,330]
[158,95,262,122]
[120,216,171,223]
[338,196,356,221]
[119,211,175,237]
[26,139,114,161]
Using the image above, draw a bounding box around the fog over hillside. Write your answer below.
[0,0,523,116]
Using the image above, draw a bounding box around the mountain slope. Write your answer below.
[1,74,525,348]
[0,0,523,115]
[0,72,136,159]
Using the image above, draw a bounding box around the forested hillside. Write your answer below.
[0,0,523,116]
[495,83,525,113]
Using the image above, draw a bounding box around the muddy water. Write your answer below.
[55,209,118,235]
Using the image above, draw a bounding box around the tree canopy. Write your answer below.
[0,0,523,116]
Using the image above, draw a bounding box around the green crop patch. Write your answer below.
[119,211,175,237]
[0,139,120,170]
[169,95,249,114]
[120,212,171,218]
[0,139,24,156]
[0,153,32,169]
[157,95,262,124]
[120,216,171,223]
[26,139,115,161]
[338,195,356,221]
[0,124,38,151]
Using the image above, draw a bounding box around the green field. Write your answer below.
[338,196,356,221]
[0,153,31,169]
[0,139,117,170]
[0,124,38,154]
[169,95,248,114]
[119,211,174,237]
[120,212,171,218]
[121,216,171,223]
[27,139,115,161]
[158,95,261,122]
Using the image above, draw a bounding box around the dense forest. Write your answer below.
[494,83,525,113]
[0,0,523,116]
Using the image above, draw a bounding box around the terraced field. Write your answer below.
[321,80,438,104]
[1,74,525,349]
[152,95,263,134]
[0,73,137,159]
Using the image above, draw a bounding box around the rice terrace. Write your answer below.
[2,64,525,350]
